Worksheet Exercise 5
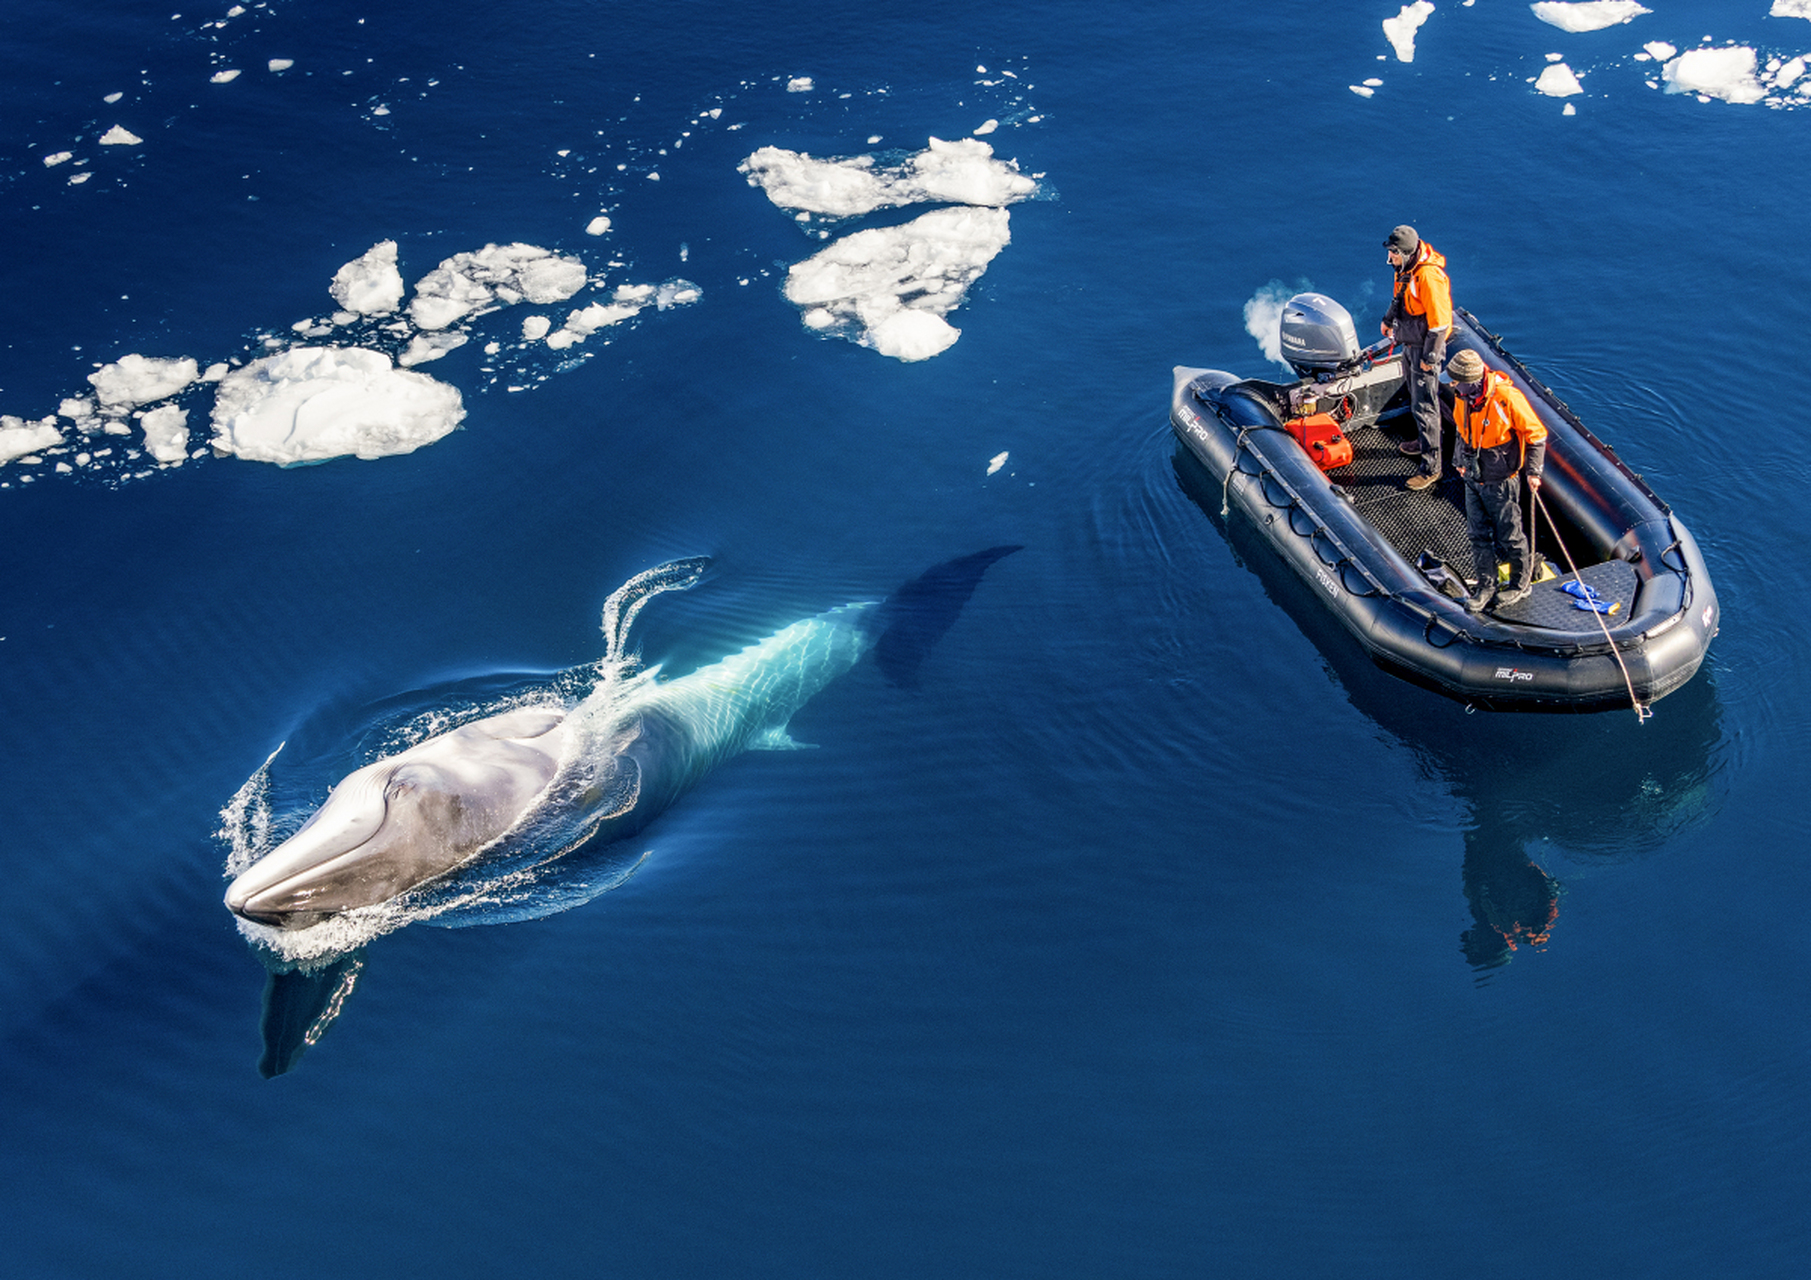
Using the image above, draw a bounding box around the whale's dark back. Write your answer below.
[868,545,1023,688]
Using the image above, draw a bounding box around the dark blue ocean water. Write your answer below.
[4,1,1809,1275]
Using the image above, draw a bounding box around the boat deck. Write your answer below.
[1329,414,1639,634]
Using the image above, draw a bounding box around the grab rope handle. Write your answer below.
[1532,486,1651,723]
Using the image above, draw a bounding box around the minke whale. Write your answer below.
[226,548,1020,931]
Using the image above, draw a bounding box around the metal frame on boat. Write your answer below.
[1170,304,1718,712]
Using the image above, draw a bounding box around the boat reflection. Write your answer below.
[1173,446,1726,971]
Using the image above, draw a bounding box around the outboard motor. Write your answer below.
[1279,292,1360,378]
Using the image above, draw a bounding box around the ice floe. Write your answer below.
[408,243,589,330]
[99,125,142,146]
[781,206,1011,362]
[987,451,1008,475]
[1773,0,1811,21]
[1663,46,1768,104]
[43,151,72,166]
[89,355,200,410]
[1383,2,1435,63]
[542,281,701,350]
[0,417,65,466]
[209,347,466,465]
[330,240,405,315]
[739,137,1038,218]
[1530,2,1650,34]
[140,405,190,464]
[1535,63,1585,96]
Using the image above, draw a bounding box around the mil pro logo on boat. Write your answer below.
[1495,667,1536,682]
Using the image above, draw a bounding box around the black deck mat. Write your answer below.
[1328,420,1475,569]
[1489,558,1640,631]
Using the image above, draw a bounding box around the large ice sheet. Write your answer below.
[1664,47,1767,104]
[782,206,1011,361]
[0,416,65,465]
[740,137,1038,217]
[1772,1,1811,21]
[409,243,589,330]
[1383,2,1435,63]
[209,347,466,464]
[330,240,406,315]
[1530,2,1650,33]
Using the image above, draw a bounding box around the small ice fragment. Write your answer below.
[397,332,469,366]
[100,125,143,146]
[987,451,1008,475]
[43,151,73,166]
[1769,0,1811,19]
[973,119,999,135]
[1546,52,1565,62]
[1535,63,1585,96]
[269,58,293,72]
[1382,1,1435,63]
[586,215,612,235]
[1363,78,1384,86]
[409,243,587,329]
[331,240,406,315]
[0,416,65,465]
[740,137,1037,217]
[868,135,882,144]
[1563,102,1578,114]
[1645,41,1676,60]
[88,354,200,409]
[786,76,814,92]
[211,69,242,84]
[1350,85,1377,97]
[70,172,93,185]
[976,65,987,73]
[202,363,228,382]
[522,315,552,340]
[647,171,660,180]
[105,92,124,103]
[1776,56,1807,89]
[1663,46,1767,103]
[140,404,190,464]
[1530,2,1650,34]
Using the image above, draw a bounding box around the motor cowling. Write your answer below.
[1279,292,1360,376]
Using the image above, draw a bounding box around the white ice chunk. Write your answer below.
[1771,0,1811,21]
[1776,56,1807,89]
[43,151,73,166]
[269,58,294,72]
[1535,63,1585,96]
[105,92,124,103]
[740,137,1038,217]
[1530,2,1650,34]
[522,315,552,340]
[209,346,465,464]
[212,69,242,83]
[69,173,93,185]
[1644,41,1677,60]
[781,205,1012,361]
[100,125,143,145]
[973,119,999,135]
[408,243,588,329]
[140,404,189,464]
[1350,84,1377,97]
[330,239,406,315]
[1663,46,1767,104]
[786,76,814,92]
[585,215,612,235]
[397,332,470,366]
[1383,2,1435,63]
[1563,102,1578,114]
[987,451,1008,475]
[0,416,65,465]
[88,354,199,409]
[202,363,229,382]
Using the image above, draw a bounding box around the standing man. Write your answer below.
[1380,225,1452,491]
[1446,349,1548,612]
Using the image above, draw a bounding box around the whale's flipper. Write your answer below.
[257,950,366,1078]
[869,545,1023,688]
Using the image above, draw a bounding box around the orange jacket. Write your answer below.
[1453,369,1548,480]
[1391,242,1452,334]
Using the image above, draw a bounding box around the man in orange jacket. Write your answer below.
[1380,225,1451,491]
[1447,348,1547,612]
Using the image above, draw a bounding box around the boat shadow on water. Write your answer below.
[1172,445,1728,973]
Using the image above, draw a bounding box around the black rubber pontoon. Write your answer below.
[1169,307,1718,712]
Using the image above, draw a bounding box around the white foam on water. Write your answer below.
[408,243,589,330]
[140,404,190,464]
[1663,46,1767,104]
[1383,2,1435,63]
[1530,1,1650,33]
[330,240,405,315]
[1536,63,1585,96]
[781,205,1011,361]
[1773,0,1811,21]
[0,416,65,465]
[99,124,142,145]
[88,354,199,409]
[739,137,1038,217]
[209,346,466,464]
[1244,281,1305,369]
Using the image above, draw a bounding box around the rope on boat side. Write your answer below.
[1532,487,1652,723]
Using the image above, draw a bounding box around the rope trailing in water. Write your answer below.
[1531,486,1651,723]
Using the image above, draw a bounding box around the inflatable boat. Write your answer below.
[1169,295,1718,713]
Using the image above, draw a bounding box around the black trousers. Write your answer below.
[1405,344,1440,473]
[1464,474,1530,592]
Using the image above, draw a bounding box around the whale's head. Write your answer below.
[226,707,568,929]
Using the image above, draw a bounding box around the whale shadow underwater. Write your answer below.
[222,547,1022,1076]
